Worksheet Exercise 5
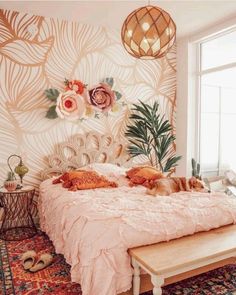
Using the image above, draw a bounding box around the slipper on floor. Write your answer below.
[21,250,37,270]
[29,253,53,272]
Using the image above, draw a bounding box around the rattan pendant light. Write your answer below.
[121,5,176,59]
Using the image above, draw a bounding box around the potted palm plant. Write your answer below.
[125,101,181,173]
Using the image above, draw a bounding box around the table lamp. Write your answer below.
[7,154,29,187]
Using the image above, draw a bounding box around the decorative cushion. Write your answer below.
[52,170,117,191]
[82,163,129,187]
[126,166,164,186]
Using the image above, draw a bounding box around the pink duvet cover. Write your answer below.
[39,179,236,295]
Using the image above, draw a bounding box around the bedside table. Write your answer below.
[0,186,37,241]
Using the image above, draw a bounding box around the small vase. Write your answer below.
[4,180,18,192]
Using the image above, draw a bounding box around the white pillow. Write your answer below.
[82,163,129,186]
[84,162,127,177]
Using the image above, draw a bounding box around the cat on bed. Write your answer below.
[146,176,208,196]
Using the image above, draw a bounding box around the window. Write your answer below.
[199,30,236,177]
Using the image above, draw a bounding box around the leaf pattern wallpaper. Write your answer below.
[0,9,176,213]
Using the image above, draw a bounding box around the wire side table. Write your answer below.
[0,186,37,241]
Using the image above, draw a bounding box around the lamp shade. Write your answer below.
[121,5,176,59]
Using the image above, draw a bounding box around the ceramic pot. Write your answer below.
[4,180,18,192]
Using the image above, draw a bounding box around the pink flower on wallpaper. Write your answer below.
[87,83,115,111]
[56,90,85,121]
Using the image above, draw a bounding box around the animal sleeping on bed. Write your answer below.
[146,176,207,196]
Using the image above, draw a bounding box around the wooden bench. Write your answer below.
[128,224,236,295]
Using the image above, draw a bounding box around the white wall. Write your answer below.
[176,40,197,176]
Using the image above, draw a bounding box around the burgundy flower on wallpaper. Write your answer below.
[87,82,115,112]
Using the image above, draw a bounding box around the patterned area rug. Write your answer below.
[0,231,236,294]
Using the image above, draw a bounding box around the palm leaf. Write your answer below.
[164,156,182,172]
[126,101,181,171]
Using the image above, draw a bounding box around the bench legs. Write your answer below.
[131,257,164,295]
[132,257,140,295]
[151,275,164,295]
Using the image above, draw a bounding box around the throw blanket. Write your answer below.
[39,179,236,295]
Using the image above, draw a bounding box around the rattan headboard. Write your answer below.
[41,132,132,179]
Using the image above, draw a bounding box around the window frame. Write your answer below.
[196,28,236,176]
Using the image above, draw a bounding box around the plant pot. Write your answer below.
[4,180,18,192]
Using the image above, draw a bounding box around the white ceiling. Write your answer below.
[1,1,236,39]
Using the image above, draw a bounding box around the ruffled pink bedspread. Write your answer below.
[39,179,236,295]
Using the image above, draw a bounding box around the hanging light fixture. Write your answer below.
[121,5,176,59]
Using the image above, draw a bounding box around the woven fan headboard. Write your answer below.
[41,132,132,179]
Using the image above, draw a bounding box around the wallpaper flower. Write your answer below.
[65,79,85,94]
[88,82,115,111]
[56,90,85,121]
[45,77,123,120]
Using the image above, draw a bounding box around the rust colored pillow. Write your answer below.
[126,166,164,186]
[67,170,90,181]
[52,170,117,191]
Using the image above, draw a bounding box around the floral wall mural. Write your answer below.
[45,77,124,120]
[0,9,176,208]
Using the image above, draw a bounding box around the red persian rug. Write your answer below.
[0,230,236,295]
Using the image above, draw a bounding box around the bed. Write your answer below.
[39,132,236,295]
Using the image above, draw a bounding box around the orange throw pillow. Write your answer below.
[52,170,117,191]
[126,166,163,186]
